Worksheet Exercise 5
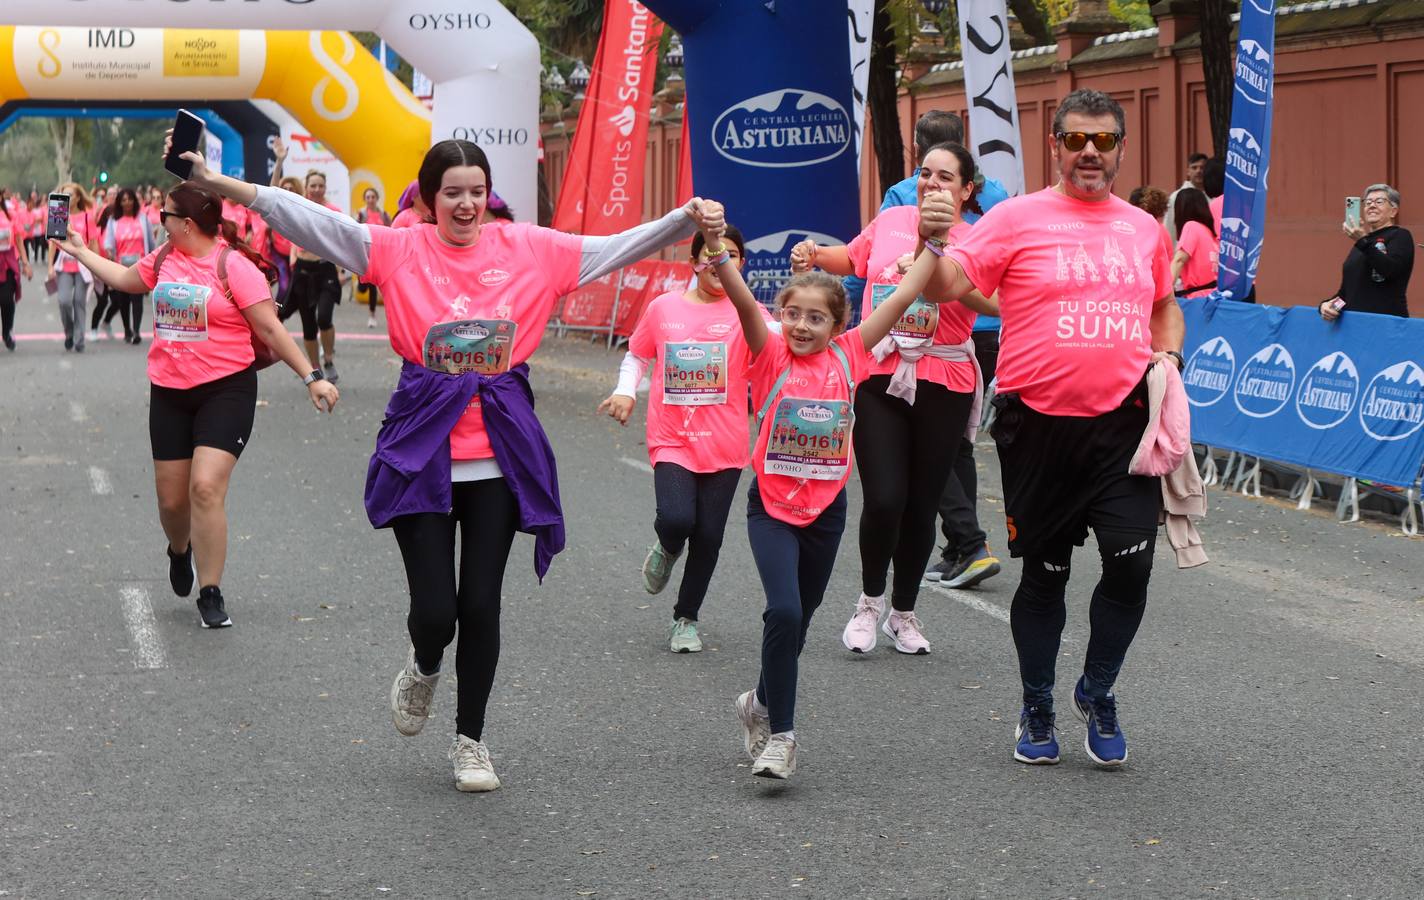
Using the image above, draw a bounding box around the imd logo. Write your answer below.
[1295,351,1359,430]
[1359,361,1424,441]
[1183,336,1235,407]
[713,89,852,169]
[1233,343,1295,418]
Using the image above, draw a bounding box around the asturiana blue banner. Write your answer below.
[1181,298,1424,488]
[643,0,863,305]
[1215,0,1276,301]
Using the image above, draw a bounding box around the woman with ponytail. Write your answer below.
[51,181,340,630]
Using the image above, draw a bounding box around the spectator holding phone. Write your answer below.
[1321,184,1414,320]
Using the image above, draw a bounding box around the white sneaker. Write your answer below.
[449,735,501,792]
[103,321,116,340]
[840,593,884,653]
[390,647,439,736]
[669,617,703,653]
[367,316,377,329]
[86,328,100,341]
[752,733,797,779]
[735,690,771,760]
[882,610,931,655]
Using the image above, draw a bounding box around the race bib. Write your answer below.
[763,397,853,481]
[120,254,140,266]
[422,318,516,375]
[662,341,728,406]
[870,282,937,347]
[0,228,10,251]
[152,281,210,342]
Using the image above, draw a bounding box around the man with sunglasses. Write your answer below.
[919,89,1184,769]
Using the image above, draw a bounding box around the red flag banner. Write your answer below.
[553,2,664,235]
[675,100,694,207]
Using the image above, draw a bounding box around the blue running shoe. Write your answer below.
[1073,678,1127,767]
[1014,705,1060,765]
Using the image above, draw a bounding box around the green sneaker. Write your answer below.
[669,617,703,653]
[642,542,680,595]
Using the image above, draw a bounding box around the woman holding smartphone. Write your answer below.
[47,183,99,352]
[51,180,340,629]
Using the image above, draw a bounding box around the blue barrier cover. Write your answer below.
[1181,298,1424,487]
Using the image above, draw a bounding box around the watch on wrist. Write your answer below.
[302,370,325,386]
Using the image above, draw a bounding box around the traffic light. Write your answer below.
[98,171,109,183]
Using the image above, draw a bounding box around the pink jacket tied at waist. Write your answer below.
[1130,360,1208,568]
[870,335,983,440]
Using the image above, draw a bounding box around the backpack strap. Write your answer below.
[754,340,857,427]
[214,246,234,301]
[151,241,175,280]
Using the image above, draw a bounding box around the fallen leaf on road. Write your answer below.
[1145,838,1161,845]
[293,616,315,622]
[580,849,605,856]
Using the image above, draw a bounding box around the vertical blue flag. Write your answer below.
[1216,0,1276,301]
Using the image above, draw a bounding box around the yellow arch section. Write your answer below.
[0,26,429,213]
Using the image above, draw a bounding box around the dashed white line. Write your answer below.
[119,586,168,670]
[88,466,112,496]
[69,401,86,422]
[924,581,1011,624]
[619,456,654,474]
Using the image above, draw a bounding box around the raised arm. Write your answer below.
[856,246,941,352]
[918,192,980,304]
[270,136,288,188]
[577,204,699,286]
[701,205,770,355]
[789,240,854,276]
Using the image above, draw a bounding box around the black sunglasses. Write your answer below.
[1056,131,1122,152]
[158,210,185,223]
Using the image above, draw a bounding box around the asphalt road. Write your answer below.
[2,274,1422,899]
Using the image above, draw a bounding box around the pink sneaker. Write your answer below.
[882,610,931,655]
[841,593,884,653]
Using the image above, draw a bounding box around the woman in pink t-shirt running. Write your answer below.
[789,143,998,657]
[597,225,756,654]
[179,136,706,794]
[52,180,340,629]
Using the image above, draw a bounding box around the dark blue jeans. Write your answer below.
[747,479,847,734]
[653,463,742,622]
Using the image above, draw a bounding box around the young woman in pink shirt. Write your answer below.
[285,170,347,380]
[597,225,757,654]
[102,188,155,344]
[697,199,953,780]
[0,189,34,351]
[356,187,392,328]
[53,181,340,629]
[1171,187,1219,298]
[47,182,99,353]
[178,137,707,794]
[790,143,997,657]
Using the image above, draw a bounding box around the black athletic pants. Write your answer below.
[392,478,519,742]
[0,270,16,345]
[652,463,742,621]
[853,375,975,611]
[936,330,1000,561]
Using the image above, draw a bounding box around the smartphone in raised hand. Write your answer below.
[1345,196,1362,227]
[45,192,71,241]
[165,109,206,180]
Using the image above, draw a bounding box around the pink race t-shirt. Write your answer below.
[137,243,272,389]
[1209,195,1224,235]
[749,329,872,526]
[0,208,17,253]
[1176,220,1218,297]
[845,206,977,392]
[107,216,148,265]
[363,221,583,460]
[627,291,756,473]
[391,208,425,229]
[59,210,98,273]
[946,189,1173,417]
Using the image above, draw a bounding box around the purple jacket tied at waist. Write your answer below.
[365,361,565,580]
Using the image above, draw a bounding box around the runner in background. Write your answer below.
[181,136,709,794]
[0,189,34,351]
[1171,187,1219,299]
[52,178,340,629]
[103,188,156,344]
[706,196,953,780]
[356,187,392,329]
[790,142,996,656]
[28,193,49,265]
[285,169,346,380]
[922,89,1183,768]
[596,224,758,654]
[47,182,99,353]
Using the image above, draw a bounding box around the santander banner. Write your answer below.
[553,2,663,234]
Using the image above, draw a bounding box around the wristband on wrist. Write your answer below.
[302,369,325,385]
[699,243,727,259]
[924,239,946,258]
[706,251,731,267]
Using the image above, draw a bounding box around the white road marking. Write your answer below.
[88,466,112,496]
[923,580,1011,624]
[68,401,86,422]
[619,456,654,474]
[119,586,168,670]
[59,359,72,371]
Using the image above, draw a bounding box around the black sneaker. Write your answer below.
[197,586,232,629]
[323,359,339,383]
[64,337,73,351]
[167,543,195,597]
[924,554,959,583]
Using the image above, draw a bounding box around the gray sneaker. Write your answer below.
[735,691,771,760]
[641,542,680,594]
[752,733,797,779]
[449,735,501,792]
[390,647,439,736]
[669,617,703,653]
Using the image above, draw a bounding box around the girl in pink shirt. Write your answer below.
[700,201,953,780]
[183,137,704,793]
[102,188,155,344]
[1171,187,1219,298]
[597,225,758,653]
[0,190,35,351]
[53,180,340,630]
[356,187,393,328]
[790,143,998,657]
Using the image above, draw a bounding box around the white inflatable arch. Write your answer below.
[1,1,539,219]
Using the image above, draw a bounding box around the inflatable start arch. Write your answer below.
[0,2,540,219]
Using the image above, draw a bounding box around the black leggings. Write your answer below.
[0,270,16,342]
[1011,526,1155,708]
[287,260,340,341]
[90,285,110,329]
[652,463,742,621]
[853,376,975,611]
[27,236,46,264]
[362,281,380,314]
[392,478,519,742]
[104,290,144,337]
